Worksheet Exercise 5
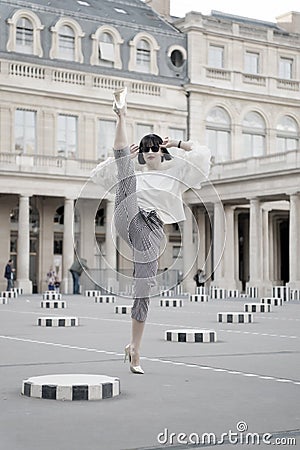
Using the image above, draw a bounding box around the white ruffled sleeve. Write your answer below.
[90,157,118,194]
[172,142,211,191]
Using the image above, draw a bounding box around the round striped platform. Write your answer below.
[41,300,66,309]
[0,297,9,304]
[218,312,253,323]
[165,329,217,343]
[37,317,79,327]
[244,303,272,313]
[1,291,17,298]
[261,297,283,306]
[22,374,120,401]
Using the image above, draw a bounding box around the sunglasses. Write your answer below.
[140,145,160,153]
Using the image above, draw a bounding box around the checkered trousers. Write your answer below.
[114,147,164,322]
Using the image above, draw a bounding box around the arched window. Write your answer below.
[7,9,44,56]
[128,32,159,75]
[276,116,299,152]
[50,18,84,63]
[90,26,123,68]
[242,111,266,158]
[206,107,231,162]
[58,25,75,61]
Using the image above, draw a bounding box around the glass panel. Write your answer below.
[16,18,33,54]
[279,57,293,79]
[136,39,150,72]
[14,110,36,154]
[277,116,298,133]
[253,135,264,156]
[168,128,186,141]
[136,123,153,142]
[207,107,230,127]
[58,25,75,61]
[243,112,265,130]
[245,51,259,74]
[97,119,115,159]
[208,45,224,68]
[57,115,77,157]
[242,134,252,158]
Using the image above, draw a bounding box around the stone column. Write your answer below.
[183,205,197,293]
[247,198,264,293]
[211,201,225,286]
[62,198,74,293]
[0,199,13,291]
[222,205,237,289]
[262,207,273,295]
[17,195,32,293]
[196,208,206,271]
[288,193,300,289]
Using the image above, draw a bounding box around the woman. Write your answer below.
[92,89,211,374]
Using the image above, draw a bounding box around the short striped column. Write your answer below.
[261,297,283,307]
[218,312,253,323]
[85,290,102,297]
[240,293,249,298]
[227,290,239,298]
[115,305,132,314]
[290,290,300,301]
[159,299,183,307]
[246,286,258,298]
[210,287,227,299]
[94,295,115,303]
[165,329,217,343]
[37,317,78,327]
[22,374,120,401]
[42,292,62,300]
[0,297,9,304]
[272,286,290,302]
[190,294,209,302]
[161,290,174,297]
[1,290,18,298]
[244,303,272,313]
[195,286,207,295]
[12,287,23,295]
[41,300,66,309]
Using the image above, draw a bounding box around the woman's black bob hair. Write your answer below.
[138,133,172,165]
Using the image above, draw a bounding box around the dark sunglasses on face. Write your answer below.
[140,145,160,153]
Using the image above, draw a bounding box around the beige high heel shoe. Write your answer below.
[113,87,127,114]
[124,344,144,375]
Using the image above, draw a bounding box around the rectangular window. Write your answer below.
[279,57,293,79]
[57,114,77,157]
[136,123,153,143]
[97,119,115,159]
[206,129,230,162]
[208,45,224,69]
[15,109,36,153]
[245,51,259,74]
[168,128,186,141]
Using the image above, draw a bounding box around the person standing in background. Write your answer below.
[69,257,88,294]
[4,259,15,291]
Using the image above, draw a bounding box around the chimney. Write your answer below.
[144,0,170,19]
[276,11,300,33]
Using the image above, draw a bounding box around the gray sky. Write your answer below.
[170,0,300,22]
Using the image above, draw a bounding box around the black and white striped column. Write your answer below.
[0,297,9,304]
[165,329,217,343]
[218,312,253,323]
[244,303,272,313]
[94,295,115,303]
[160,299,183,307]
[22,374,120,401]
[41,300,66,309]
[190,294,209,302]
[261,297,282,307]
[42,292,62,300]
[37,317,79,327]
[115,305,132,314]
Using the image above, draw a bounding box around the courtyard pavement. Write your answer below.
[0,292,299,450]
